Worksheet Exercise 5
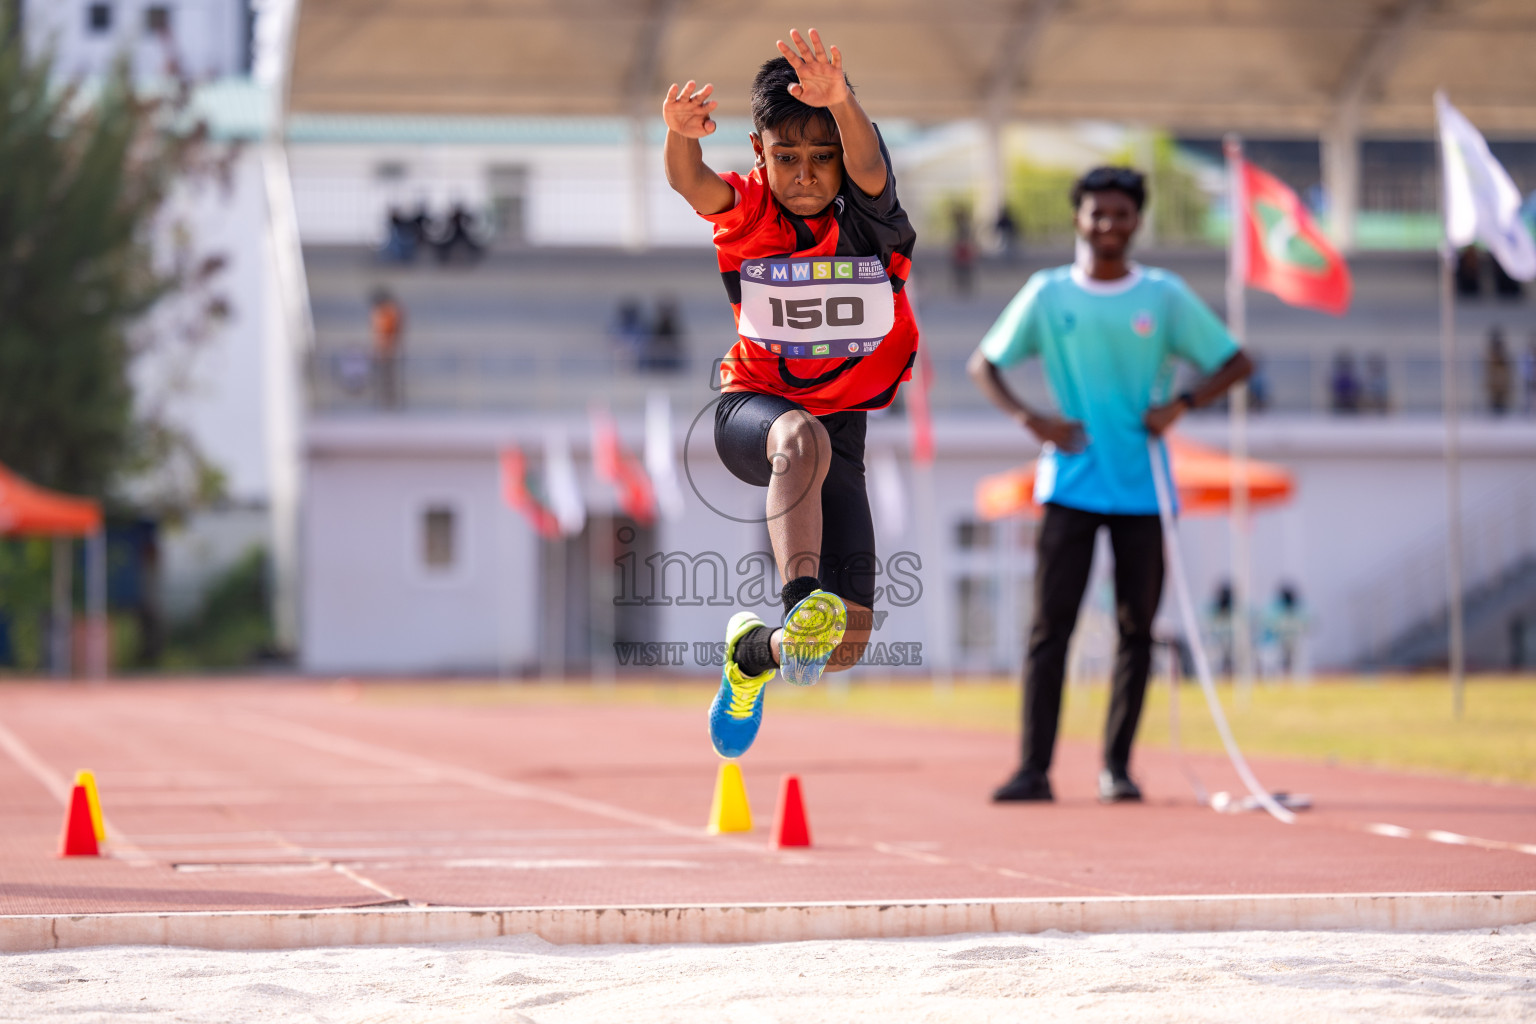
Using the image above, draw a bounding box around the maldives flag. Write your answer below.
[590,407,657,526]
[1240,162,1352,316]
[499,447,561,539]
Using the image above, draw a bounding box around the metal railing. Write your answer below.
[308,347,1536,419]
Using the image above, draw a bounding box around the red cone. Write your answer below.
[59,785,100,857]
[771,774,811,848]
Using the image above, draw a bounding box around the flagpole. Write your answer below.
[1436,109,1466,718]
[1439,245,1464,718]
[900,283,950,692]
[1223,134,1254,703]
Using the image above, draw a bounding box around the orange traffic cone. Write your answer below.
[59,784,100,857]
[771,774,811,848]
[74,770,106,842]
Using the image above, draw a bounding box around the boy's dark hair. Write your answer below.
[750,56,850,141]
[1070,166,1147,211]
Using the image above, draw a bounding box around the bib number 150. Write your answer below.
[768,295,865,330]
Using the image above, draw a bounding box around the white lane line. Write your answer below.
[131,843,742,862]
[0,716,421,902]
[1364,821,1536,856]
[225,711,765,853]
[410,858,703,871]
[126,828,658,844]
[0,718,154,865]
[0,717,71,801]
[173,863,330,874]
[331,863,410,903]
[172,858,707,873]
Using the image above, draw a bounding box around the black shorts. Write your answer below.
[714,391,876,609]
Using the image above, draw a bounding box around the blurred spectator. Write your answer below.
[641,298,686,373]
[434,203,485,265]
[1486,327,1512,415]
[609,298,647,370]
[1521,334,1536,415]
[1246,354,1269,412]
[370,288,405,409]
[406,203,432,250]
[994,205,1019,263]
[381,207,417,263]
[1492,256,1525,299]
[1330,351,1361,413]
[1207,580,1235,676]
[1259,582,1308,679]
[1362,353,1391,414]
[951,203,975,296]
[1454,246,1481,297]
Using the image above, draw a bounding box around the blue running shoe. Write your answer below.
[778,589,847,687]
[708,611,776,758]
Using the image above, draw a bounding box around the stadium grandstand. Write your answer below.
[248,1,1536,678]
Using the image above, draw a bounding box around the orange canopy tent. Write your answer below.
[975,434,1294,521]
[0,463,102,536]
[0,463,107,678]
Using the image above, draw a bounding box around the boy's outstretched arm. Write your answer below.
[663,80,736,216]
[777,28,886,199]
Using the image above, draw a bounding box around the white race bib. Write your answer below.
[736,256,896,359]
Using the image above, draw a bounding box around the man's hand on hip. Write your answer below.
[1022,413,1087,453]
[1142,401,1186,437]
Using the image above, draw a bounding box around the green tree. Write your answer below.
[0,13,228,502]
[0,14,232,672]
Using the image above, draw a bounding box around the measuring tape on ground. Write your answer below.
[1149,439,1296,825]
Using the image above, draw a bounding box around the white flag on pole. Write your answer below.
[543,429,586,537]
[1436,91,1536,282]
[869,450,907,540]
[644,392,686,521]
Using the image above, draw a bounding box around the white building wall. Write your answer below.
[1173,419,1536,669]
[24,0,247,83]
[139,148,271,502]
[287,135,757,249]
[303,437,540,674]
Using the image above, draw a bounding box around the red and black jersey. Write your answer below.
[701,129,919,416]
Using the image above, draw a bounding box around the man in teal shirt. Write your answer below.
[969,166,1252,803]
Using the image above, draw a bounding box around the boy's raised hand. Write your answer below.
[663,80,718,138]
[777,28,848,108]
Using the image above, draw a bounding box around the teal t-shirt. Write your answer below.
[978,265,1238,515]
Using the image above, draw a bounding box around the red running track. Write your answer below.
[1,680,1532,916]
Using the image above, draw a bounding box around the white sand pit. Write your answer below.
[5,926,1534,1023]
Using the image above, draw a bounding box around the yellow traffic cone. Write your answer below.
[707,762,752,834]
[73,770,105,842]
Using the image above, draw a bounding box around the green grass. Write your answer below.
[358,675,1536,787]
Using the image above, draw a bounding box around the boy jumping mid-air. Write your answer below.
[663,29,919,758]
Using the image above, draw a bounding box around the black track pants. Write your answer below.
[1019,503,1165,777]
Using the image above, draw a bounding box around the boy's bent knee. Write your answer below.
[767,410,831,469]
